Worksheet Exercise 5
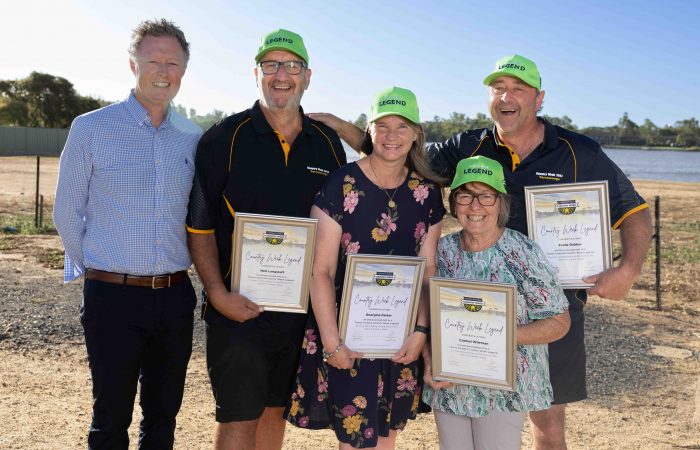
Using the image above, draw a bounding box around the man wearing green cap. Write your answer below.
[186,28,345,449]
[314,54,652,450]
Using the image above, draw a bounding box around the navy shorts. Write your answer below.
[548,311,587,404]
[206,322,303,422]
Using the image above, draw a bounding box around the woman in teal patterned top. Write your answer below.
[422,156,570,450]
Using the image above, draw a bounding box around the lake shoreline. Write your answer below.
[604,144,699,152]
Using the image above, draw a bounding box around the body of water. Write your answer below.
[342,142,700,183]
[602,148,700,183]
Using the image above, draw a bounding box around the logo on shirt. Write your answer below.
[535,171,564,181]
[462,296,485,312]
[307,166,330,176]
[555,200,579,215]
[374,271,395,286]
[264,231,286,245]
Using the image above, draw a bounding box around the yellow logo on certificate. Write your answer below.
[264,231,286,245]
[374,272,395,286]
[555,200,579,215]
[462,296,485,312]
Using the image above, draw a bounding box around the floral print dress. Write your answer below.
[422,228,569,416]
[284,161,445,448]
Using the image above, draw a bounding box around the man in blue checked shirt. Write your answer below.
[53,19,201,449]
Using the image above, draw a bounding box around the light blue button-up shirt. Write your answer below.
[54,92,202,282]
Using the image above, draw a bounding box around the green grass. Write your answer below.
[655,221,700,264]
[0,213,56,235]
[615,221,700,266]
[36,248,64,269]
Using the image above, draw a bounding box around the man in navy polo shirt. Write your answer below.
[186,29,345,449]
[315,54,652,450]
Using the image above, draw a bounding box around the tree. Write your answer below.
[616,112,643,145]
[191,109,227,131]
[542,115,578,131]
[639,119,661,146]
[0,72,103,127]
[675,118,699,147]
[353,113,367,130]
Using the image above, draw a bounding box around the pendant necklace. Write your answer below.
[369,157,401,209]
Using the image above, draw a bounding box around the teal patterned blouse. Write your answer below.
[423,228,568,416]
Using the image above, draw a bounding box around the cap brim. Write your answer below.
[255,47,308,64]
[450,179,507,193]
[368,111,419,124]
[483,71,539,89]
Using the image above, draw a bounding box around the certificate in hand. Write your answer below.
[338,254,426,358]
[429,278,517,390]
[524,181,612,288]
[231,213,317,313]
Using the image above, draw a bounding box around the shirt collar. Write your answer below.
[491,117,559,154]
[250,100,311,136]
[125,90,172,129]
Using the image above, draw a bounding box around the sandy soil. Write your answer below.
[0,156,699,449]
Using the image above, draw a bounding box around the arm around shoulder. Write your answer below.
[308,113,365,153]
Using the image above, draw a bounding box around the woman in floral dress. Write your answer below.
[422,156,570,450]
[284,87,445,448]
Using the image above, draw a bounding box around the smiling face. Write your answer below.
[255,50,311,112]
[455,182,503,244]
[369,115,418,164]
[488,75,544,136]
[130,35,187,114]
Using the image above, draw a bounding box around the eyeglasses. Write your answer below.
[258,60,307,75]
[455,192,498,206]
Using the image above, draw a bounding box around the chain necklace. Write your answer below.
[369,157,402,209]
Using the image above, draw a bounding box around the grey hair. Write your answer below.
[128,18,190,64]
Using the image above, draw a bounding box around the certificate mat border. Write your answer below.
[231,212,317,313]
[339,254,426,358]
[429,277,517,391]
[523,180,612,288]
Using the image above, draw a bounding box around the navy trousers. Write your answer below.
[81,277,196,449]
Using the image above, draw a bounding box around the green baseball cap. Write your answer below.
[368,86,420,124]
[483,54,541,90]
[450,156,507,193]
[255,29,309,64]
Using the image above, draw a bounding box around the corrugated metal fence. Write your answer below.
[0,126,68,156]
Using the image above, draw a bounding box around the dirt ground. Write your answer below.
[1,156,699,449]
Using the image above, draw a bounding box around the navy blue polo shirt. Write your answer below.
[426,118,648,235]
[426,118,649,312]
[187,100,346,331]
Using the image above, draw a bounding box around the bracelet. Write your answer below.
[414,324,430,336]
[322,342,343,363]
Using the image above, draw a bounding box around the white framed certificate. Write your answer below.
[524,181,613,288]
[429,277,517,390]
[231,212,316,313]
[338,254,426,358]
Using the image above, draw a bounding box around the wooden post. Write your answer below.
[655,196,661,311]
[39,194,44,228]
[34,156,40,227]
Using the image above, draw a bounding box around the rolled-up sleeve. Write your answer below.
[53,118,92,282]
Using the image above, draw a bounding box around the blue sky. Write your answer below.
[2,0,698,128]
